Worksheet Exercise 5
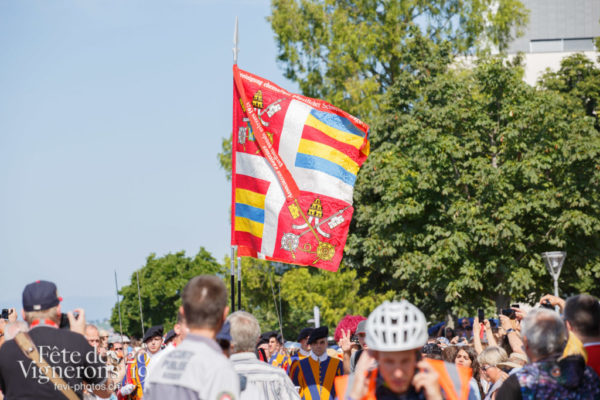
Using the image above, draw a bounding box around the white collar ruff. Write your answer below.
[299,348,310,357]
[309,350,328,362]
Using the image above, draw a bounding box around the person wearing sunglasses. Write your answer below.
[345,320,369,374]
[477,347,508,400]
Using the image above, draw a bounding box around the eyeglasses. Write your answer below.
[357,333,366,338]
[481,365,495,371]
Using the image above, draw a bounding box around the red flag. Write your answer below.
[231,66,369,272]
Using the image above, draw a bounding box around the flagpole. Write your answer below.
[237,257,242,310]
[230,16,239,313]
[114,270,124,343]
[233,16,239,65]
[268,268,284,342]
[278,280,284,342]
[136,271,145,337]
[230,246,236,312]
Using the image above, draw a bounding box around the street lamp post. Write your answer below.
[307,306,320,328]
[541,251,567,301]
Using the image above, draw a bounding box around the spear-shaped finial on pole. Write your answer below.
[233,16,239,65]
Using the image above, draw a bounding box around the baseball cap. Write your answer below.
[108,334,119,344]
[216,321,232,342]
[355,320,367,335]
[109,333,130,344]
[22,280,62,312]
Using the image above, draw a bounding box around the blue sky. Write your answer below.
[0,0,297,321]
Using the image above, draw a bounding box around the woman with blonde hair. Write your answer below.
[478,346,508,400]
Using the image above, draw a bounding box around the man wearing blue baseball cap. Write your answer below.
[218,320,233,353]
[0,280,125,399]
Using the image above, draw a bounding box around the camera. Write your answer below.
[478,309,485,322]
[501,309,516,319]
[540,299,554,310]
[58,311,81,329]
[1,309,8,320]
[59,313,70,329]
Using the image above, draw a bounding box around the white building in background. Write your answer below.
[508,0,600,85]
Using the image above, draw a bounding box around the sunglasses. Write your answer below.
[481,365,495,371]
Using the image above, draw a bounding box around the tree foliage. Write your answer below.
[347,54,600,320]
[232,257,394,339]
[218,136,232,180]
[228,257,283,335]
[269,0,528,117]
[110,248,223,338]
[279,266,395,333]
[539,53,600,130]
[213,2,600,328]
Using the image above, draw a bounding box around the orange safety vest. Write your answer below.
[334,359,472,400]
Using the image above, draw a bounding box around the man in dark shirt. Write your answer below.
[0,280,122,399]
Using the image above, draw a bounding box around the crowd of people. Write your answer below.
[0,277,599,400]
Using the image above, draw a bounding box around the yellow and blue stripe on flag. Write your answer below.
[295,109,368,187]
[233,174,270,251]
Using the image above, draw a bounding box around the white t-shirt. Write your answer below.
[144,334,240,400]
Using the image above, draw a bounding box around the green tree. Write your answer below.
[227,256,283,334]
[279,266,395,334]
[218,136,232,180]
[269,0,528,117]
[111,248,223,338]
[347,55,600,320]
[231,256,394,339]
[539,53,600,130]
[220,0,528,185]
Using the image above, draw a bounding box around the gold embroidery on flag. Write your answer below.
[252,90,263,109]
[307,198,323,218]
[288,204,300,219]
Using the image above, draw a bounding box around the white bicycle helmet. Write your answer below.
[365,300,428,351]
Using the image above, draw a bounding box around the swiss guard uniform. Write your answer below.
[119,325,163,400]
[269,351,291,372]
[297,326,343,400]
[118,352,138,400]
[268,332,291,373]
[290,327,314,385]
